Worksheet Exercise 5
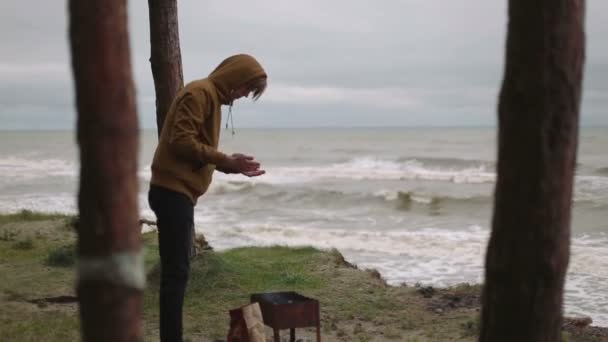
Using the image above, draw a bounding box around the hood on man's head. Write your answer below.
[208,54,267,104]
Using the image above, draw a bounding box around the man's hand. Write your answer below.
[242,169,266,177]
[216,153,266,177]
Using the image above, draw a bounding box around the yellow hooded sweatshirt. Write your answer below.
[150,54,267,204]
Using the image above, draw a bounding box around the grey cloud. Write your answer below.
[0,0,606,129]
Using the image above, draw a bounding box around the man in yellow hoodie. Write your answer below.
[148,54,267,342]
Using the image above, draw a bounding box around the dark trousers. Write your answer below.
[148,185,194,342]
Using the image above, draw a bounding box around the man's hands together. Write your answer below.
[216,153,266,177]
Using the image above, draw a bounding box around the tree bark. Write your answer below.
[69,0,142,341]
[480,1,585,341]
[148,0,198,258]
[148,0,184,136]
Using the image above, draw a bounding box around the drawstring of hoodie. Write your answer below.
[226,96,236,136]
[226,105,236,136]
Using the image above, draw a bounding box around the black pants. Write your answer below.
[148,185,194,342]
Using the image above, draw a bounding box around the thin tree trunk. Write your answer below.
[69,0,142,341]
[148,0,184,136]
[480,1,585,341]
[148,0,198,257]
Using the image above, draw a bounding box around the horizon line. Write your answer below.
[2,124,608,132]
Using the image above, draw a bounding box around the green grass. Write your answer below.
[174,246,327,339]
[12,238,35,250]
[0,229,18,242]
[0,305,80,342]
[460,315,480,338]
[45,245,76,267]
[0,210,72,224]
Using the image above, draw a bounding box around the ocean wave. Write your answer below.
[577,175,608,187]
[378,191,492,212]
[209,176,608,212]
[211,181,258,195]
[208,179,494,213]
[327,157,496,183]
[389,191,608,211]
[0,193,77,214]
[207,223,489,258]
[5,154,607,184]
[214,157,497,185]
[4,155,608,204]
[396,156,494,169]
[596,167,608,176]
[574,176,608,203]
[0,157,76,179]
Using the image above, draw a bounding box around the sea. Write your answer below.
[0,127,606,326]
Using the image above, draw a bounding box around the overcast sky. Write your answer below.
[0,0,606,129]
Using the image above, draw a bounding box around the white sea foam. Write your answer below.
[213,157,608,196]
[371,189,488,205]
[207,157,495,185]
[0,193,77,214]
[0,157,77,180]
[0,192,157,223]
[275,157,495,184]
[210,174,606,210]
[4,156,608,201]
[574,175,608,202]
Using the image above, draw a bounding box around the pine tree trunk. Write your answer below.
[69,0,142,341]
[148,0,184,136]
[148,0,198,257]
[480,1,585,341]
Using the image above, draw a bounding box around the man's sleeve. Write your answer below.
[167,92,228,165]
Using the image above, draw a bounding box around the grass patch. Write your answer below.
[45,245,76,267]
[0,304,80,342]
[13,238,35,250]
[0,210,72,224]
[145,246,328,340]
[0,229,18,241]
[460,315,480,337]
